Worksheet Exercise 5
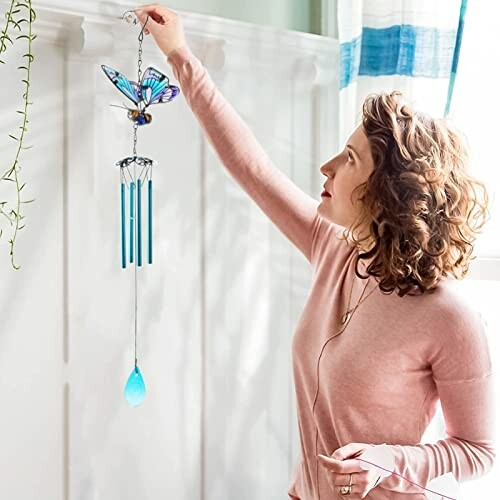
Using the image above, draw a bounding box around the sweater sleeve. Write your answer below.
[377,305,497,495]
[165,45,325,265]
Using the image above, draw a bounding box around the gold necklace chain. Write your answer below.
[313,268,379,500]
[340,268,378,327]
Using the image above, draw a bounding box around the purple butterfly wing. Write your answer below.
[141,67,180,106]
[101,64,141,105]
[152,85,180,104]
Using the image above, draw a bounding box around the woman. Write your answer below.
[134,5,496,499]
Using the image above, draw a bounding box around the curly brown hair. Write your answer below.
[342,91,490,297]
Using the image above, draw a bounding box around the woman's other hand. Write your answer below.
[318,443,382,499]
[134,4,187,57]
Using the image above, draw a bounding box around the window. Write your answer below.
[425,3,500,496]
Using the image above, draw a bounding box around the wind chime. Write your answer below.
[100,9,180,407]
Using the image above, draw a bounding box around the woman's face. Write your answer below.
[318,124,375,239]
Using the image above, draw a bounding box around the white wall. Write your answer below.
[0,2,337,499]
[167,0,313,33]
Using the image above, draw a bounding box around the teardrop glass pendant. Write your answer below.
[124,365,146,407]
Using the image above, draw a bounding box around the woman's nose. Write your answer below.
[320,158,336,177]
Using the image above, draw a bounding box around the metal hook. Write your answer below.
[121,9,150,39]
[122,10,138,24]
[138,14,149,40]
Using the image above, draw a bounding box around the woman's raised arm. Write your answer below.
[134,5,327,265]
[167,44,322,264]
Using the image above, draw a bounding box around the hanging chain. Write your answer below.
[132,17,144,159]
[138,26,144,89]
[133,123,138,157]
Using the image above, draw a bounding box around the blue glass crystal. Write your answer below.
[124,365,146,407]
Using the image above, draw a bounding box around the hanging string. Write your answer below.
[131,14,148,369]
[352,456,457,500]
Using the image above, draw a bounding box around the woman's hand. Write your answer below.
[318,442,382,499]
[134,4,187,57]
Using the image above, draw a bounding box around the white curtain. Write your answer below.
[336,0,463,146]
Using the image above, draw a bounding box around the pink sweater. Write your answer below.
[167,45,497,500]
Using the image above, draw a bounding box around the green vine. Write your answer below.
[0,0,36,270]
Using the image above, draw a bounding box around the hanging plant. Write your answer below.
[0,0,36,270]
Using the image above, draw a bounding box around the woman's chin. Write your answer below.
[317,202,340,226]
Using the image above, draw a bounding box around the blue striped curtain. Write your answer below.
[336,0,467,146]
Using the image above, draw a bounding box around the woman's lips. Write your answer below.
[321,190,332,197]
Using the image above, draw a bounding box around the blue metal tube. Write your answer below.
[148,179,152,264]
[129,182,135,263]
[121,182,126,269]
[137,179,142,266]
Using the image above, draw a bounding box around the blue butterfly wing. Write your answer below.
[141,67,179,106]
[101,64,141,106]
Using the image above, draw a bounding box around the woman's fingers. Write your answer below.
[317,454,364,474]
[328,470,377,499]
[132,4,186,56]
[135,4,176,24]
[334,470,371,486]
[332,472,356,486]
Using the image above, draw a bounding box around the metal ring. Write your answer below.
[339,485,352,495]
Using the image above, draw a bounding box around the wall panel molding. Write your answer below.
[36,1,338,79]
[5,3,340,500]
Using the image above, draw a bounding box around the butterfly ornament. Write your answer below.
[101,64,180,126]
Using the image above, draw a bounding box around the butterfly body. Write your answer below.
[101,64,179,125]
[128,109,152,125]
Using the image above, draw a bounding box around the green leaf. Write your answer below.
[19,224,25,230]
[21,145,33,150]
[21,79,30,86]
[0,60,5,64]
[20,198,35,204]
[16,34,30,40]
[19,183,26,191]
[16,110,26,114]
[31,34,37,41]
[17,66,28,71]
[8,134,19,141]
[22,53,34,62]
